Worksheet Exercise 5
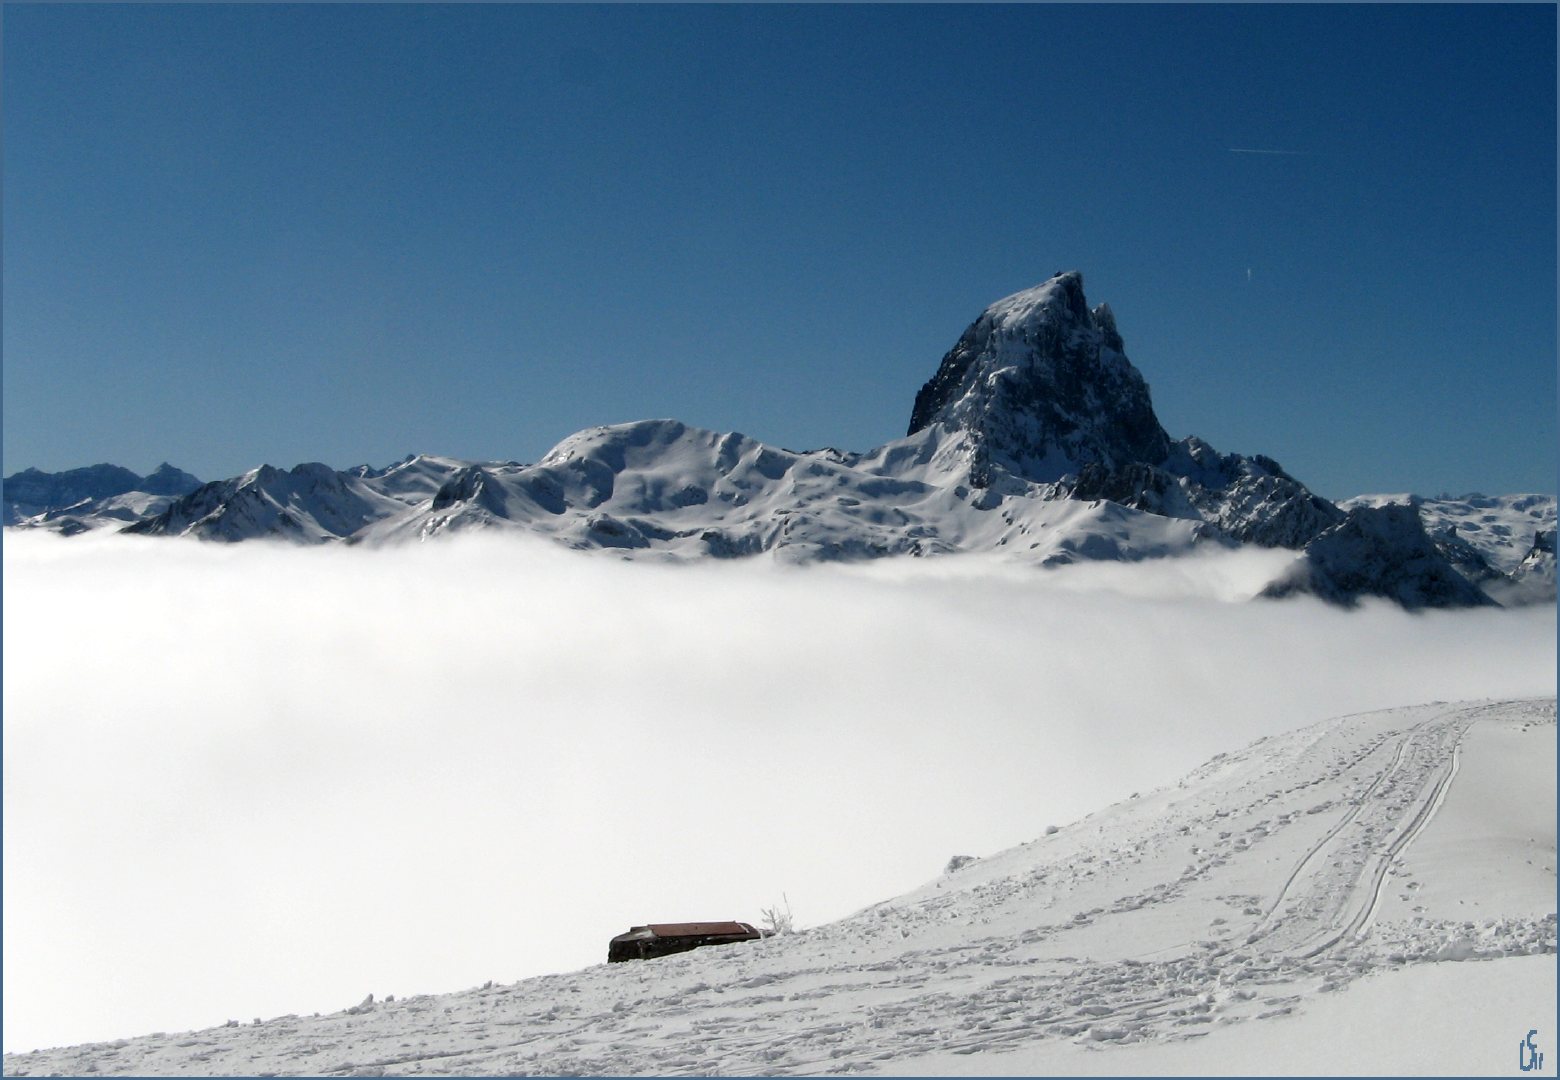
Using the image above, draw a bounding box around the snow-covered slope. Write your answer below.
[7,274,1546,608]
[1341,492,1558,605]
[8,697,1550,1076]
[1341,492,1556,574]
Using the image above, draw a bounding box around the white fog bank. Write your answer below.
[4,531,1553,1053]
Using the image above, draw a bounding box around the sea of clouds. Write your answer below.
[4,530,1554,1053]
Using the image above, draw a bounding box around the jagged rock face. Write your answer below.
[1425,526,1502,584]
[1499,528,1558,604]
[903,272,1343,552]
[908,272,1171,484]
[1064,438,1345,549]
[1262,505,1497,609]
[430,467,494,513]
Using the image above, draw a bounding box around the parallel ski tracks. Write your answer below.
[1254,703,1487,959]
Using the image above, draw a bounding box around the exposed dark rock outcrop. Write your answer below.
[1261,505,1498,609]
[909,272,1171,482]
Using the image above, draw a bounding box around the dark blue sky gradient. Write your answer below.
[4,4,1554,498]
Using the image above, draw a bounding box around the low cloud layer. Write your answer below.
[4,532,1553,1052]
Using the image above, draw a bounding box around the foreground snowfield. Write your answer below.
[7,697,1553,1077]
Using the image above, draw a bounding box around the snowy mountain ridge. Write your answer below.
[6,273,1552,606]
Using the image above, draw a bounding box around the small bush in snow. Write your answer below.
[760,894,795,935]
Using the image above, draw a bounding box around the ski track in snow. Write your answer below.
[6,698,1554,1077]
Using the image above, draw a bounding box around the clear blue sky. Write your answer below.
[4,4,1555,500]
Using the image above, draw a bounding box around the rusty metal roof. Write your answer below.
[643,921,757,938]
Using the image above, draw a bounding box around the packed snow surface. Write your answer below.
[6,697,1553,1077]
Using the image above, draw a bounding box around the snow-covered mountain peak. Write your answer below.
[8,276,1546,609]
[238,464,281,487]
[978,269,1091,326]
[906,271,1171,485]
[539,418,710,469]
[973,272,1124,355]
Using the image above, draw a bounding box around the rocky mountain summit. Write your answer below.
[6,273,1550,608]
[905,274,1345,548]
[907,275,1171,481]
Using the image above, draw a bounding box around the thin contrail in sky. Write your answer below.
[1228,147,1310,156]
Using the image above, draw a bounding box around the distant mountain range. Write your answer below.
[3,462,202,533]
[6,272,1553,608]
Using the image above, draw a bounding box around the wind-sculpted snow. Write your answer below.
[6,698,1551,1076]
